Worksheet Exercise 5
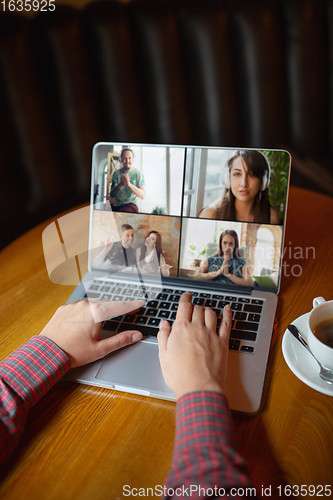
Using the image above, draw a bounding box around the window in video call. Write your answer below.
[91,144,291,292]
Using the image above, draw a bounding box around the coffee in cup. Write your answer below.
[306,297,333,370]
[313,319,333,348]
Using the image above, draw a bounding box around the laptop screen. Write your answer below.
[90,143,291,294]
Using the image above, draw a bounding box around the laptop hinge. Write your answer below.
[161,277,253,295]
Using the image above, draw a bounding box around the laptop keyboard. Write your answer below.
[84,280,264,354]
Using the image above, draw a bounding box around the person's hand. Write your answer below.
[40,299,144,368]
[220,259,230,277]
[121,174,130,186]
[102,236,114,252]
[224,247,232,260]
[159,264,173,270]
[116,175,127,189]
[157,292,232,398]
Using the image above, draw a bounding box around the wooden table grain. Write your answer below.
[0,187,332,500]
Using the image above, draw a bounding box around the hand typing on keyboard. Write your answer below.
[40,299,144,368]
[157,292,232,399]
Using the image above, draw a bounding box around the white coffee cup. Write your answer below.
[305,297,333,370]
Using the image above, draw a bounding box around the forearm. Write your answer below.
[165,392,253,499]
[128,184,145,199]
[224,273,253,287]
[194,270,219,281]
[0,337,70,464]
[94,248,110,267]
[194,259,223,281]
[110,183,125,199]
[161,267,170,277]
[160,256,170,277]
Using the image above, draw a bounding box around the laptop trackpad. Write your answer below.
[95,340,174,397]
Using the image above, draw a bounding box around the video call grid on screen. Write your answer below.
[91,143,291,293]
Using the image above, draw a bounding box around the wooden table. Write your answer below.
[0,187,332,499]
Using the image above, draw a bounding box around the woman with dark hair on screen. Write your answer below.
[136,230,172,277]
[194,230,253,286]
[199,150,280,224]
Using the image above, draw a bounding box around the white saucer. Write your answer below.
[282,312,333,397]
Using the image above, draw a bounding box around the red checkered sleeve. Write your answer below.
[165,391,255,499]
[0,336,70,464]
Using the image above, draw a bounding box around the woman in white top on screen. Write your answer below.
[136,231,172,277]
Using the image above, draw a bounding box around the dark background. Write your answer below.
[1,0,332,249]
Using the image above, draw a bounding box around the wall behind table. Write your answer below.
[0,0,332,249]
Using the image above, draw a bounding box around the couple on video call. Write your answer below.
[94,224,172,277]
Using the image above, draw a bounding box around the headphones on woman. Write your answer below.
[223,152,271,192]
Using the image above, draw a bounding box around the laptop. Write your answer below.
[47,142,291,413]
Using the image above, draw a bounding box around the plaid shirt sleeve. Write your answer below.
[0,336,70,464]
[165,391,255,499]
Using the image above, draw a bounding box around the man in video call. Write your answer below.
[94,224,136,271]
[109,148,145,213]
